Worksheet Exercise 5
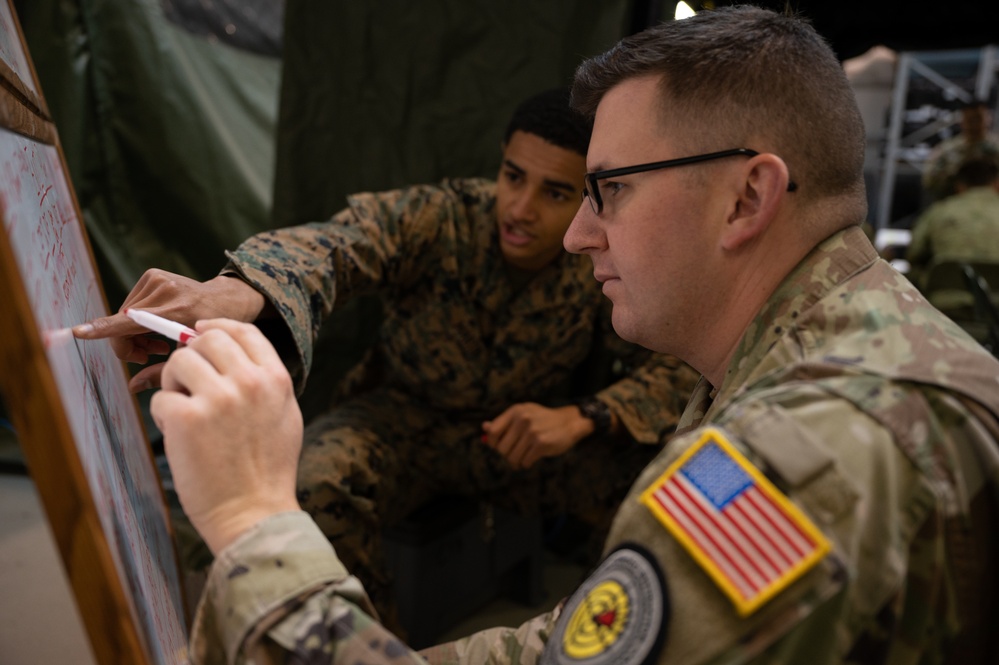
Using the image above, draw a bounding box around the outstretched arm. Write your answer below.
[72,270,269,391]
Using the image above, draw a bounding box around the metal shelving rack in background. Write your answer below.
[874,45,999,233]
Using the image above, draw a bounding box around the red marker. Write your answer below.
[124,309,199,344]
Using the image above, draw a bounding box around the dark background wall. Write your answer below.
[674,1,999,60]
[273,1,632,228]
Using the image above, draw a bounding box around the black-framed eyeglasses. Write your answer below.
[581,147,798,215]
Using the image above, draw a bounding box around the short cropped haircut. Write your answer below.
[955,156,999,188]
[503,87,591,158]
[571,5,866,203]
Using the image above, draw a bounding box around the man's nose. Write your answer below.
[563,202,597,254]
[509,189,539,222]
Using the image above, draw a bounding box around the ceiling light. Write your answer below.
[675,2,696,19]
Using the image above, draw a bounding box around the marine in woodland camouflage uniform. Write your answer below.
[220,156,696,619]
[71,87,696,637]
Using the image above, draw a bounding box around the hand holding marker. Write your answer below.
[125,309,199,344]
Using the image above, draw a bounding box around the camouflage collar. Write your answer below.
[709,225,876,416]
[710,224,999,424]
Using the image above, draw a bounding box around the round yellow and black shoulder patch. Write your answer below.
[542,545,668,665]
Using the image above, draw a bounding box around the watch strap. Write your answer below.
[573,396,613,438]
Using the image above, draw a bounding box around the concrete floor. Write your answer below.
[0,430,584,664]
[0,471,98,665]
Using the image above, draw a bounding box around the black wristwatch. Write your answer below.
[573,396,613,438]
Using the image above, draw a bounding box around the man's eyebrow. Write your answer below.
[544,178,578,193]
[503,158,526,175]
[503,158,579,193]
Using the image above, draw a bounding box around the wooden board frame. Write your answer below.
[0,3,188,663]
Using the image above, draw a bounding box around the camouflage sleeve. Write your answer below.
[419,607,561,665]
[579,399,904,664]
[220,184,456,390]
[591,304,700,444]
[639,384,986,664]
[189,511,428,665]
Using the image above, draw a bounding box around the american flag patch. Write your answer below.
[640,428,830,616]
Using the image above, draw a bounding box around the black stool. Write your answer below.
[383,496,545,649]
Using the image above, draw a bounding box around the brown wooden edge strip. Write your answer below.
[3,0,51,119]
[0,54,48,120]
[0,218,150,665]
[0,79,55,144]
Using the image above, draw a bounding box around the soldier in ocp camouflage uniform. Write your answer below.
[140,6,999,665]
[76,89,698,630]
[907,156,999,305]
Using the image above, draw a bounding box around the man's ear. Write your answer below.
[720,154,791,251]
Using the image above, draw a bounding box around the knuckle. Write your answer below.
[168,345,194,364]
[236,367,265,393]
[197,328,225,342]
[272,366,295,393]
